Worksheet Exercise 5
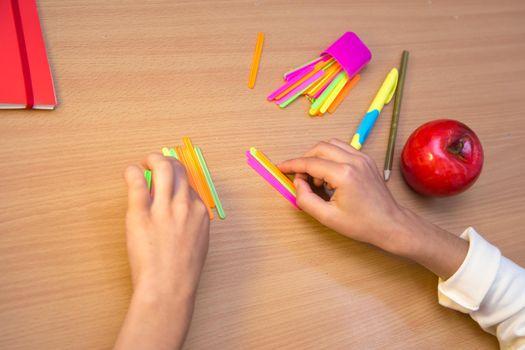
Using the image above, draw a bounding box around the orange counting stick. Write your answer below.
[274,58,334,100]
[248,32,264,89]
[182,137,215,208]
[176,146,196,190]
[179,146,214,220]
[327,74,361,113]
[306,64,341,97]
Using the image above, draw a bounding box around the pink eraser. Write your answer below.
[322,32,372,79]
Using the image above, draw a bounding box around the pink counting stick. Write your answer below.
[267,66,313,101]
[246,151,298,209]
[274,70,325,105]
[283,55,330,81]
[285,65,314,82]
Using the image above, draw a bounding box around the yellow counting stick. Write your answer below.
[319,74,349,114]
[162,147,179,160]
[249,147,296,196]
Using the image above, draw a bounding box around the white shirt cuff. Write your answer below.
[437,227,501,313]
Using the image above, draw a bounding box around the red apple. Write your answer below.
[401,119,483,196]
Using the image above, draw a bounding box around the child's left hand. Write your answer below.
[115,153,209,350]
[124,153,210,299]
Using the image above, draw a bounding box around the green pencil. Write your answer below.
[384,50,409,181]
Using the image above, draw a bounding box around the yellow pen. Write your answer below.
[350,68,398,150]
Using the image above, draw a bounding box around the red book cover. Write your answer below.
[0,0,57,109]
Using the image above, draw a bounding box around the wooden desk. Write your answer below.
[1,0,524,348]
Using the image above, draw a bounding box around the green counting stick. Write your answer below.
[169,148,178,159]
[144,169,152,190]
[194,146,226,220]
[309,71,347,115]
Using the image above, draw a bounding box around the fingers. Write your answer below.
[144,153,194,202]
[294,178,334,225]
[327,138,361,156]
[170,159,190,199]
[279,157,344,188]
[313,177,324,187]
[291,141,356,189]
[327,139,379,175]
[124,164,150,213]
[143,153,175,206]
[295,172,308,182]
[303,141,357,163]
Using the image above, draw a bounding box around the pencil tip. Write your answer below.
[384,170,391,181]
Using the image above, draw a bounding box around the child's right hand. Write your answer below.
[278,139,414,255]
[279,139,469,280]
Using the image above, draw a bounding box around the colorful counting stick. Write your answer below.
[144,138,226,220]
[246,147,298,208]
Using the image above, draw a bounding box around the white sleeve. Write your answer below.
[438,227,525,350]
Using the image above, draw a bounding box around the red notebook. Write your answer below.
[0,0,56,109]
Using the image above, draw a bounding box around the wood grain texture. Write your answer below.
[1,0,525,348]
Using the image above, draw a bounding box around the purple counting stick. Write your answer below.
[246,151,298,209]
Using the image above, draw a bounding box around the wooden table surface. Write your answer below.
[2,0,525,348]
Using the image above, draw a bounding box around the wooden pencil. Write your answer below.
[384,50,409,181]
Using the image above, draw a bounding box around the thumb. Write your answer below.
[294,178,333,225]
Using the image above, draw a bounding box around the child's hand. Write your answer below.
[124,153,210,299]
[279,139,469,280]
[278,139,411,254]
[116,153,209,350]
